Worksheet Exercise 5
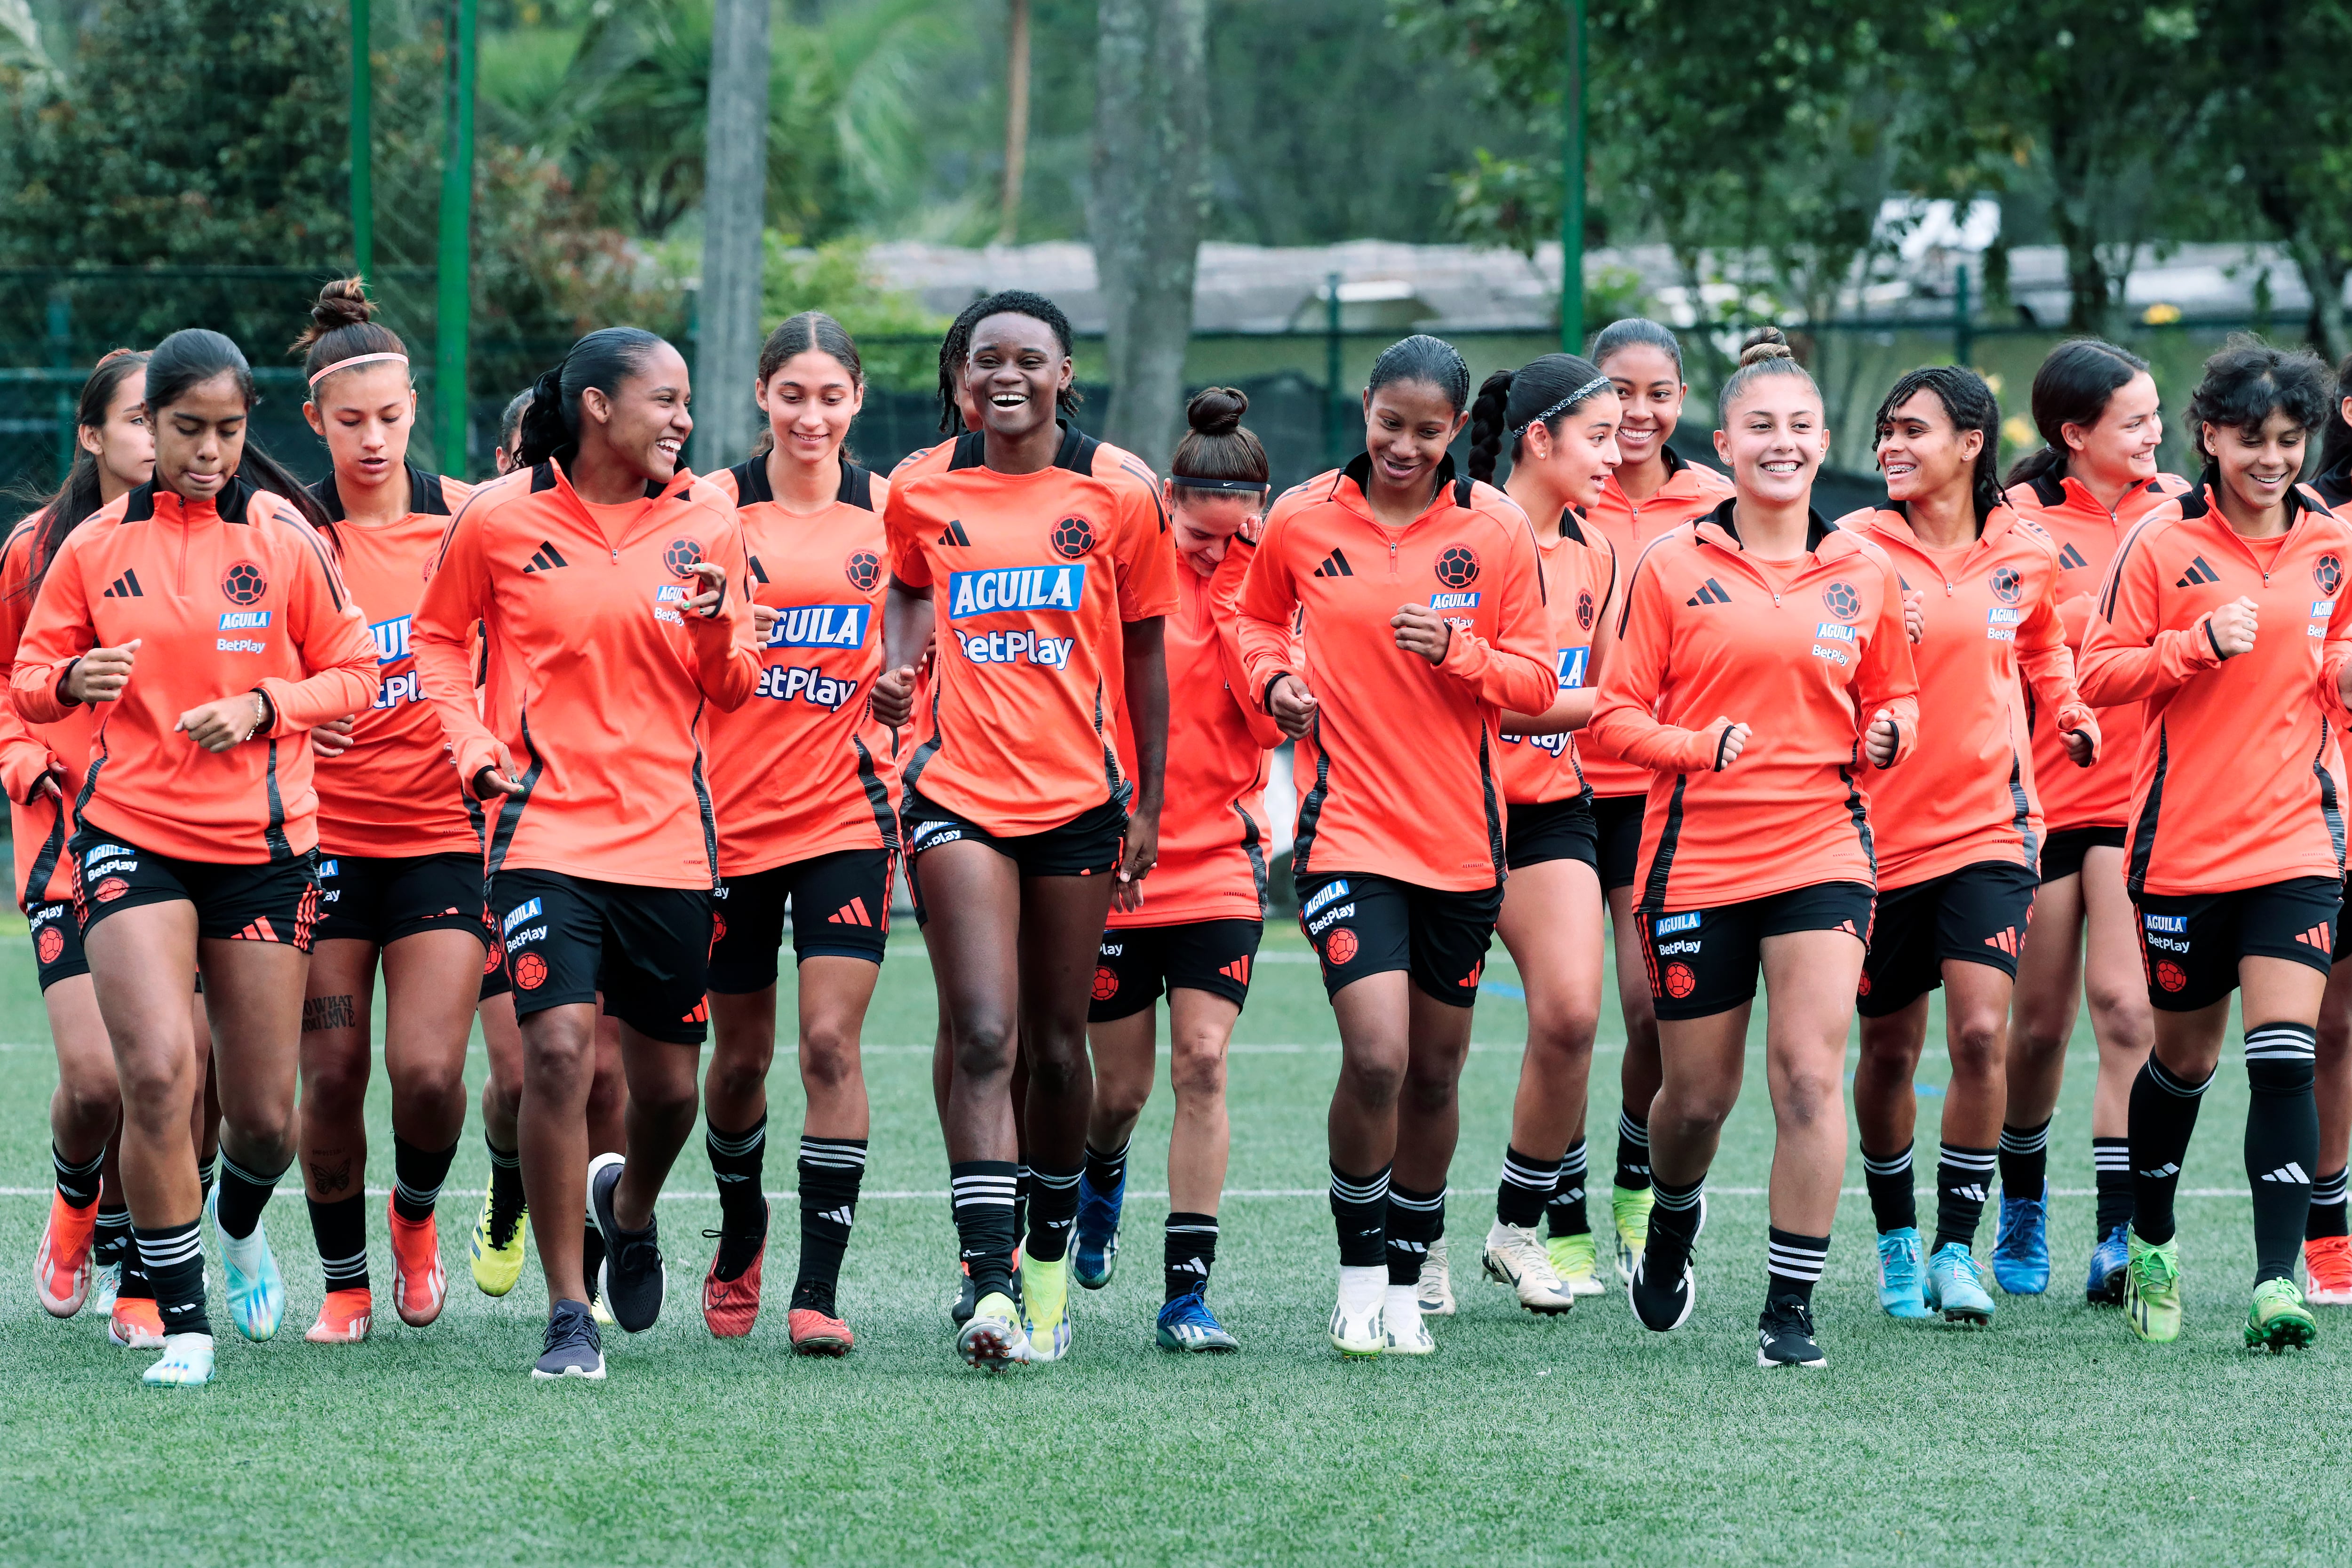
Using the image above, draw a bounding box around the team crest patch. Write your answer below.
[845,549,882,591]
[664,538,704,578]
[1988,565,2022,605]
[221,561,267,605]
[2319,554,2344,597]
[1051,517,1096,561]
[1820,581,1860,622]
[1435,545,1480,589]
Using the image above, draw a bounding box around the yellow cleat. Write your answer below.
[470,1189,527,1298]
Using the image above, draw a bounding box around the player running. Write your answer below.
[2079,339,2352,1352]
[1581,319,1734,1281]
[1588,329,1918,1369]
[1840,367,2098,1326]
[283,281,484,1345]
[1237,334,1556,1357]
[2000,342,2185,1303]
[1463,353,1620,1309]
[2305,361,2352,1306]
[696,312,898,1354]
[11,328,383,1386]
[412,327,761,1380]
[1073,387,1283,1353]
[876,289,1174,1370]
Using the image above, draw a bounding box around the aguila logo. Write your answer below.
[1050,516,1096,561]
[221,561,267,605]
[1988,565,2022,605]
[663,538,704,578]
[1575,589,1595,632]
[1434,545,1480,589]
[1820,581,1861,622]
[2319,554,2344,596]
[845,549,882,592]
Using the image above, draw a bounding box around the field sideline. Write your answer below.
[0,925,2342,1565]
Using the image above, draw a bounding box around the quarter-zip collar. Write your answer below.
[1863,500,2027,587]
[530,456,700,560]
[1695,495,1831,557]
[2026,470,2170,527]
[2172,477,2326,581]
[127,475,255,528]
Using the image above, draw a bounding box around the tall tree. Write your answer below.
[998,0,1030,243]
[697,0,771,469]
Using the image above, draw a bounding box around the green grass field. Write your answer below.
[0,923,2343,1566]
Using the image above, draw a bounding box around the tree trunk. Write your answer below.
[998,0,1030,245]
[1089,0,1209,469]
[694,0,771,472]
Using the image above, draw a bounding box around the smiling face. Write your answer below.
[1875,389,1979,505]
[1361,378,1468,500]
[756,348,863,470]
[1713,373,1828,506]
[582,341,693,482]
[79,371,154,497]
[305,361,416,495]
[151,371,250,502]
[1519,390,1624,512]
[1599,342,1685,472]
[1166,488,1261,575]
[966,313,1070,443]
[2064,370,2162,490]
[2206,406,2308,518]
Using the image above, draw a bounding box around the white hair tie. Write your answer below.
[1512,374,1613,436]
[309,351,410,388]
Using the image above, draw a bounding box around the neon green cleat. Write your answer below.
[2244,1277,2318,1354]
[1611,1185,1653,1285]
[1544,1231,1605,1297]
[2123,1232,2182,1344]
[957,1290,1032,1371]
[1020,1254,1072,1362]
[470,1189,528,1298]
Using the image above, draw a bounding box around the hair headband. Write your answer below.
[309,351,409,388]
[1168,475,1270,494]
[1512,374,1613,436]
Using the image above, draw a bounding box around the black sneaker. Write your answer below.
[531,1299,605,1380]
[588,1153,667,1333]
[948,1266,977,1325]
[582,1217,607,1314]
[1756,1294,1828,1368]
[1627,1240,1696,1331]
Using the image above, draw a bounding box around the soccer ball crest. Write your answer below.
[1575,589,1595,632]
[1988,565,2023,605]
[1051,516,1096,560]
[1820,581,1861,622]
[221,561,267,605]
[2318,554,2344,597]
[1435,545,1480,589]
[664,538,704,578]
[845,549,882,591]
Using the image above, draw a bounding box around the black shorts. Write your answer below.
[1593,794,1645,893]
[2041,824,2126,885]
[2134,876,2343,1013]
[28,899,87,991]
[313,851,495,951]
[1505,796,1599,872]
[70,830,318,950]
[1858,861,2041,1017]
[1640,881,1875,1021]
[710,848,894,992]
[1089,918,1263,1021]
[491,869,714,1045]
[901,786,1127,924]
[1297,871,1502,1007]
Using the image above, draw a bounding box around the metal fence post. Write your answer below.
[352,0,373,281]
[1322,271,1342,465]
[1559,0,1585,354]
[1954,262,1972,367]
[47,288,71,479]
[436,0,477,471]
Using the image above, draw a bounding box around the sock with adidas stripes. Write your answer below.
[950,1160,1018,1300]
[1998,1118,2050,1199]
[1860,1143,1915,1234]
[137,1218,210,1338]
[485,1135,525,1242]
[1646,1171,1705,1268]
[94,1204,133,1274]
[1013,1163,1032,1253]
[2245,1022,2318,1284]
[1329,1162,1390,1267]
[1932,1143,1997,1254]
[52,1143,103,1208]
[307,1194,369,1295]
[1025,1161,1083,1263]
[793,1137,867,1315]
[2128,1057,2212,1246]
[2092,1137,2134,1235]
[706,1114,769,1240]
[1164,1211,1218,1301]
[1385,1184,1445,1286]
[1613,1107,1652,1191]
[1084,1138,1130,1198]
[1765,1227,1830,1307]
[1548,1138,1592,1237]
[2310,1166,2350,1241]
[213,1151,284,1241]
[391,1135,458,1224]
[197,1150,217,1202]
[1497,1144,1559,1229]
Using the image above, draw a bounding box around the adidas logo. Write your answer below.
[1686,578,1732,606]
[936,520,972,547]
[1313,549,1355,578]
[1219,956,1252,985]
[103,569,143,599]
[523,541,569,573]
[2296,923,2333,949]
[816,1205,855,1228]
[2139,1162,2181,1179]
[682,998,709,1024]
[2260,1162,2312,1184]
[234,917,278,942]
[2175,555,2220,587]
[1459,960,1482,988]
[2058,542,2088,569]
[827,898,877,927]
[1947,1183,1989,1203]
[1984,926,2020,956]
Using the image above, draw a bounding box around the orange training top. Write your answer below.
[10,478,381,864]
[886,425,1178,837]
[1837,503,2093,889]
[701,457,900,875]
[2005,470,2192,832]
[1587,500,1920,911]
[2077,482,2352,897]
[0,510,96,907]
[1237,455,1557,891]
[310,464,481,858]
[1499,509,1616,807]
[411,460,762,891]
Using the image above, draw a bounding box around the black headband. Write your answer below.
[1169,476,1270,494]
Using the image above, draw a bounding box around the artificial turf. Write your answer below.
[0,923,2342,1565]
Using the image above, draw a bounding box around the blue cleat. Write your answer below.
[1155,1287,1240,1353]
[1990,1182,2050,1295]
[1925,1242,1995,1325]
[1071,1169,1124,1290]
[1875,1227,1931,1320]
[2085,1222,2130,1305]
[207,1185,284,1343]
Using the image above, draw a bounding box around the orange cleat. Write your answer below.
[306,1286,373,1343]
[701,1231,766,1339]
[387,1198,446,1328]
[108,1296,165,1349]
[2306,1234,2352,1306]
[34,1192,99,1317]
[788,1306,854,1356]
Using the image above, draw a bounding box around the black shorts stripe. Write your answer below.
[850,734,901,852]
[900,683,945,800]
[1638,774,1688,917]
[21,802,64,910]
[1839,762,1875,878]
[483,710,546,879]
[1478,728,1504,876]
[2128,722,2169,899]
[2316,718,2347,876]
[688,698,719,890]
[261,739,293,860]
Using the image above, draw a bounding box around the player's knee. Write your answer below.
[1168,1039,1226,1103]
[795,1032,857,1098]
[951,1019,1017,1082]
[1526,999,1599,1066]
[1948,1016,2006,1080]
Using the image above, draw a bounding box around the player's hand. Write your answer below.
[871,664,917,727]
[1114,808,1160,912]
[2064,726,2098,767]
[1712,718,1751,770]
[176,692,267,753]
[31,761,67,804]
[1865,709,1902,767]
[684,561,729,619]
[750,602,778,644]
[1391,603,1451,665]
[64,639,139,703]
[2208,596,2257,657]
[474,743,527,799]
[1269,674,1319,739]
[1903,589,1925,645]
[310,715,356,759]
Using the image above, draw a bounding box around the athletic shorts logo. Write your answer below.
[1820,581,1860,623]
[1091,966,1119,1001]
[1655,911,1701,935]
[1050,517,1096,561]
[1434,545,1480,589]
[93,876,127,903]
[1325,927,1359,965]
[221,561,267,605]
[2154,959,2187,992]
[513,952,548,990]
[2143,912,2187,934]
[502,897,544,935]
[1303,879,1351,917]
[318,860,338,879]
[765,604,870,650]
[36,927,64,964]
[2319,554,2344,596]
[219,611,272,631]
[481,945,501,977]
[1663,961,1696,999]
[1857,970,1872,997]
[1988,565,2023,605]
[844,549,882,592]
[663,538,704,578]
[946,564,1085,619]
[1575,589,1595,632]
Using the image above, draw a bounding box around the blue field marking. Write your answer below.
[1480,979,1525,1000]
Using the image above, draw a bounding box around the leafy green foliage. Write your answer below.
[757,233,948,390]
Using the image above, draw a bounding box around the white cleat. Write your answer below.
[1416,1236,1456,1316]
[1481,1220,1579,1315]
[1383,1285,1436,1354]
[208,1189,284,1343]
[1329,1269,1385,1359]
[141,1332,216,1387]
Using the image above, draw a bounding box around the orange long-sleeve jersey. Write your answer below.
[0,511,96,907]
[886,425,1178,836]
[2005,471,2192,832]
[1837,504,2093,889]
[1578,449,1735,801]
[10,479,381,864]
[1498,510,1616,806]
[700,458,900,875]
[1237,456,1556,891]
[309,465,480,858]
[1588,502,1920,911]
[411,461,761,891]
[2077,482,2352,897]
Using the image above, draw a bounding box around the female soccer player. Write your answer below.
[2078,338,2352,1352]
[698,312,897,1355]
[12,328,382,1387]
[876,289,1173,1369]
[413,327,759,1380]
[1581,319,1734,1281]
[1588,329,1918,1369]
[1237,334,1555,1358]
[1073,387,1283,1353]
[280,280,483,1344]
[2304,364,2352,1306]
[2002,341,2185,1303]
[1463,353,1620,1309]
[1841,367,2098,1326]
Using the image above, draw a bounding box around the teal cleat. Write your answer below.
[1875,1227,1931,1320]
[141,1332,216,1387]
[1990,1182,2050,1294]
[1925,1242,1995,1325]
[207,1186,284,1343]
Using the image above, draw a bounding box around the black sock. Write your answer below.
[950,1160,1018,1298]
[1548,1139,1592,1237]
[213,1151,285,1241]
[1497,1144,1560,1229]
[1861,1143,1915,1234]
[1998,1118,2050,1199]
[137,1219,210,1337]
[792,1136,866,1313]
[1025,1162,1082,1262]
[1385,1184,1445,1286]
[706,1113,768,1236]
[1165,1211,1218,1301]
[1613,1107,1652,1190]
[582,1218,606,1302]
[1647,1171,1705,1267]
[1329,1162,1390,1268]
[2129,1057,2212,1246]
[307,1194,370,1294]
[1932,1143,1997,1254]
[2310,1167,2350,1241]
[485,1136,525,1243]
[1013,1164,1032,1255]
[390,1135,458,1224]
[2244,1023,2318,1284]
[94,1205,132,1271]
[52,1143,103,1208]
[1766,1226,1830,1307]
[1083,1138,1130,1196]
[197,1151,216,1202]
[2092,1137,2134,1235]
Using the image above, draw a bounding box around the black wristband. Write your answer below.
[1713,724,1735,771]
[2203,618,2225,660]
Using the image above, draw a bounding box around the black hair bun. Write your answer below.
[1185,386,1248,437]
